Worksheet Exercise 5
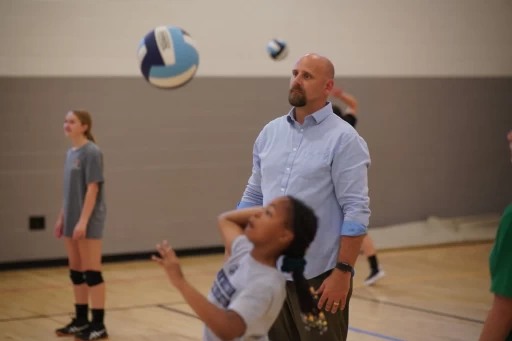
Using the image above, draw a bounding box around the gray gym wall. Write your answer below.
[1,76,511,263]
[1,0,512,264]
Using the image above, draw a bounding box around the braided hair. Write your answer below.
[280,196,327,334]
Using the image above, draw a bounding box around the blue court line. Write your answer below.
[349,326,406,341]
[352,294,484,324]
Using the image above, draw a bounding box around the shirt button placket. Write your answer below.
[281,126,303,194]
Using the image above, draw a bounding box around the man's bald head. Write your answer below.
[298,53,335,80]
[288,53,335,109]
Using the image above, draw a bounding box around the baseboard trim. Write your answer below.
[376,239,494,254]
[0,245,225,272]
[0,213,500,272]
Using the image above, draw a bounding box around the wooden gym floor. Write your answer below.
[0,242,493,341]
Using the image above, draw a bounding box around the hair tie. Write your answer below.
[281,256,306,274]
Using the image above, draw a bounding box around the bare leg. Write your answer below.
[75,239,108,340]
[78,239,105,310]
[361,234,386,285]
[55,238,90,336]
[64,238,88,306]
[361,234,376,257]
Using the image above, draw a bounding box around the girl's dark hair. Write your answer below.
[280,196,323,330]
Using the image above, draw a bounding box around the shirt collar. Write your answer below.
[286,102,333,125]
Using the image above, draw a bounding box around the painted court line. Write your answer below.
[156,304,405,341]
[0,301,183,323]
[0,269,217,295]
[0,267,486,295]
[352,294,484,324]
[156,304,200,320]
[349,326,406,341]
[0,300,416,341]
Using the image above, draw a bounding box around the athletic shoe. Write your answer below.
[75,323,109,340]
[364,268,385,286]
[55,318,89,336]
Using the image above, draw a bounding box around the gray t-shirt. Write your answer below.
[203,235,287,341]
[62,141,106,239]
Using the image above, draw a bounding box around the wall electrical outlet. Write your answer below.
[29,216,46,231]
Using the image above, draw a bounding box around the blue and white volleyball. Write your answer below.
[137,25,199,89]
[267,38,288,61]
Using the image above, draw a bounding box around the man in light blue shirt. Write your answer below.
[237,53,371,341]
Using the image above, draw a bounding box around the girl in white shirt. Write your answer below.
[152,195,325,340]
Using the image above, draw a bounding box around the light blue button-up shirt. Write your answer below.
[237,102,371,280]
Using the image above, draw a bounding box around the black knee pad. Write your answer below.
[70,269,86,285]
[84,270,104,287]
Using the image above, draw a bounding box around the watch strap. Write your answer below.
[335,262,355,276]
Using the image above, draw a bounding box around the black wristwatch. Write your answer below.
[335,262,353,273]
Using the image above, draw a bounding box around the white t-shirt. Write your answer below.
[203,235,287,341]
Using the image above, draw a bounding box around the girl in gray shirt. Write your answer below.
[153,195,327,340]
[54,110,108,341]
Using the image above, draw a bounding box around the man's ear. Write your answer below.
[326,80,334,94]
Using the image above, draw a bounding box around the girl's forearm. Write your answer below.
[174,278,244,340]
[79,183,99,223]
[218,206,263,227]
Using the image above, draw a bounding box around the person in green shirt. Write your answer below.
[479,130,512,341]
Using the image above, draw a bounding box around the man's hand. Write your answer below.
[316,269,351,313]
[152,240,185,286]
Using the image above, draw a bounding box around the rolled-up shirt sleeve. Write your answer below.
[331,132,371,236]
[239,130,265,208]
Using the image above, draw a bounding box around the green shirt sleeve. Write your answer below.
[489,203,512,298]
